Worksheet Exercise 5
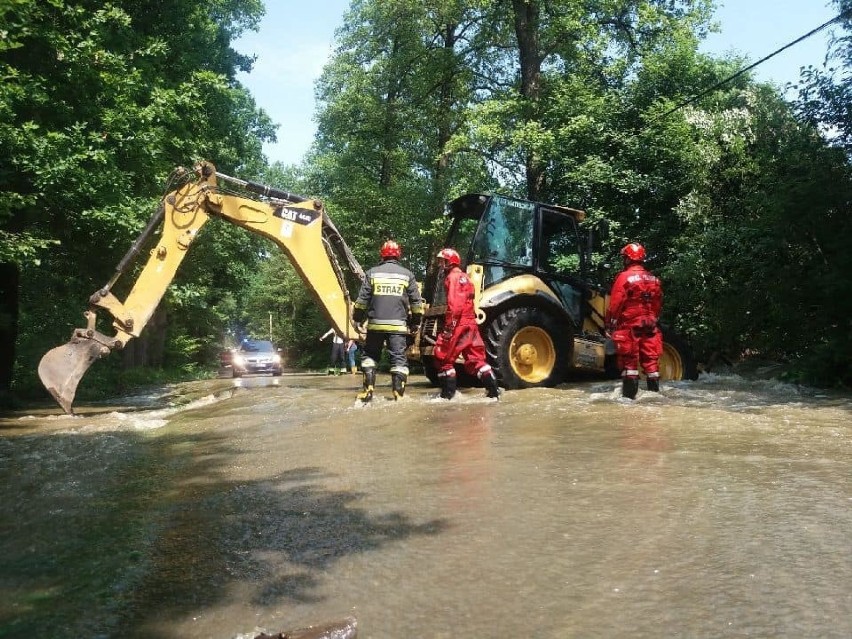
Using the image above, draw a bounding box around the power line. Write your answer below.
[652,9,852,124]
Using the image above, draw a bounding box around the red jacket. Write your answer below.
[444,266,477,329]
[606,264,663,329]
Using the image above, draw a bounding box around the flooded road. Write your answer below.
[1,372,850,638]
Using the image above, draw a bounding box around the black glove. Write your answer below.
[352,307,366,324]
[408,314,422,332]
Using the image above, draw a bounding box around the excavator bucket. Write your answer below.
[38,335,107,414]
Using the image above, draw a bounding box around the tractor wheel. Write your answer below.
[422,356,440,387]
[485,307,571,389]
[659,327,699,381]
[604,354,621,379]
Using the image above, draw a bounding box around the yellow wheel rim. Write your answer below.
[657,342,684,381]
[509,326,555,383]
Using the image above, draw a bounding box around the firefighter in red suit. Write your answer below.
[433,248,500,400]
[605,242,664,399]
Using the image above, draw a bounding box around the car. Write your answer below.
[229,339,283,377]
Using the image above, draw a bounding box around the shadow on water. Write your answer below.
[3,371,850,638]
[0,422,448,638]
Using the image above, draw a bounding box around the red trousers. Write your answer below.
[434,322,489,376]
[612,325,662,378]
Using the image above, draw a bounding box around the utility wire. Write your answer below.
[652,9,852,123]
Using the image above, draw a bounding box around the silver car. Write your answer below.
[231,339,283,377]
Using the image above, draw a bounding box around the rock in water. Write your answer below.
[254,616,357,639]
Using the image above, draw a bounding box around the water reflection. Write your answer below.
[435,405,494,513]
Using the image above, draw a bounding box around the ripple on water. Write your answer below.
[52,393,227,434]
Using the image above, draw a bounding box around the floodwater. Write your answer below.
[0,372,850,639]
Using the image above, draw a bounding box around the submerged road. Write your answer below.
[1,372,850,638]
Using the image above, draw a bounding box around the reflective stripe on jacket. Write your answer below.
[354,259,424,334]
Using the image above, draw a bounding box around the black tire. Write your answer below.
[484,307,571,389]
[455,365,480,388]
[604,353,621,379]
[233,370,242,378]
[422,356,440,387]
[659,326,698,381]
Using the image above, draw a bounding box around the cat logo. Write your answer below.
[274,206,321,225]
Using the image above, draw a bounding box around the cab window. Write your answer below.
[470,196,535,267]
[538,208,581,276]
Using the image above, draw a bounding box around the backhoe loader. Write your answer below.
[38,161,365,413]
[409,193,698,389]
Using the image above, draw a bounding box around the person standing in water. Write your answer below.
[605,242,664,399]
[433,247,500,400]
[352,240,424,402]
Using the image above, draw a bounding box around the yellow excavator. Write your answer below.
[38,161,365,413]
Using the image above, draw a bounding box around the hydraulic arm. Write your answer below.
[38,161,365,413]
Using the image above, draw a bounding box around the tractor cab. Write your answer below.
[424,193,593,325]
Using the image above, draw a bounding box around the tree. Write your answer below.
[311,0,500,276]
[307,0,852,386]
[1,0,274,399]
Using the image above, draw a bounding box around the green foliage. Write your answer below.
[7,0,852,394]
[239,253,330,368]
[662,84,852,384]
[3,0,272,396]
[305,0,852,387]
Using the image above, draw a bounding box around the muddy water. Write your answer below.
[1,373,850,639]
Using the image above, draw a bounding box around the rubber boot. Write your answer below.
[646,378,660,393]
[622,377,639,400]
[358,369,376,403]
[391,372,407,400]
[482,371,500,399]
[440,374,457,400]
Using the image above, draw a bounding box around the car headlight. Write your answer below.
[273,354,281,364]
[233,354,245,366]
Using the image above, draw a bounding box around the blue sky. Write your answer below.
[235,1,842,166]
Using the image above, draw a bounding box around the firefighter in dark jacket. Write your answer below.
[605,242,664,399]
[433,248,500,400]
[352,240,425,402]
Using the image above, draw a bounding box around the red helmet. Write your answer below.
[380,240,401,260]
[620,242,646,263]
[436,247,461,266]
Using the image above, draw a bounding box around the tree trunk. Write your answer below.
[433,21,460,207]
[0,262,19,399]
[511,0,546,200]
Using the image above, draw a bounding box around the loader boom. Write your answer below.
[38,162,365,413]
